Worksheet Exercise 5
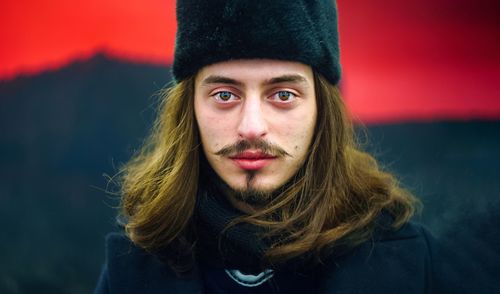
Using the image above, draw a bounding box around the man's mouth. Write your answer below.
[229,150,277,170]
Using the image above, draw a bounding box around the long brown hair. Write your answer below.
[119,72,418,270]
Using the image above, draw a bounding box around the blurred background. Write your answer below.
[1,0,499,293]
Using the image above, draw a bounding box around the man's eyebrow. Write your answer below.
[202,75,243,86]
[201,74,308,87]
[266,74,308,85]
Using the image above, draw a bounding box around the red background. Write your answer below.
[1,0,499,123]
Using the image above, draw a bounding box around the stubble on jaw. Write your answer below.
[229,170,274,207]
[212,169,269,207]
[246,171,256,190]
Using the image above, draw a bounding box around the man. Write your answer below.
[95,0,463,293]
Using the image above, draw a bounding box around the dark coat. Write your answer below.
[94,222,482,293]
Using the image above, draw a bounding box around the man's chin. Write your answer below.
[227,182,285,207]
[220,174,290,207]
[231,189,273,207]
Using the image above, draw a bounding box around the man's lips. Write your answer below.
[229,150,277,170]
[229,150,276,159]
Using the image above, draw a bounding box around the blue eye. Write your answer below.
[215,91,235,101]
[273,91,295,102]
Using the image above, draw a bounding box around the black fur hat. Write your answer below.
[173,0,341,85]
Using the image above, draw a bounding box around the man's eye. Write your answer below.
[214,91,236,102]
[272,91,296,102]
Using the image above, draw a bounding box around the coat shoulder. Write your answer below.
[95,233,201,294]
[319,221,436,293]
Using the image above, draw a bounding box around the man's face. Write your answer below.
[194,59,317,199]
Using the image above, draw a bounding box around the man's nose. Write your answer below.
[237,97,268,140]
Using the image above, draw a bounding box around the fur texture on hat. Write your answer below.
[173,0,341,85]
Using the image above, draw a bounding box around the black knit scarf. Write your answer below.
[194,171,273,273]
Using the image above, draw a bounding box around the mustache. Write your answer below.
[214,140,291,157]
